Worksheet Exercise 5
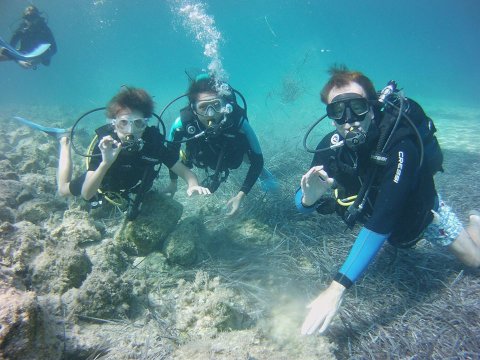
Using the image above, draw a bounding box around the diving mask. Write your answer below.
[112,116,148,133]
[194,98,232,117]
[327,93,369,125]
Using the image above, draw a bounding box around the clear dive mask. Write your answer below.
[112,116,148,132]
[110,116,147,153]
[193,98,233,118]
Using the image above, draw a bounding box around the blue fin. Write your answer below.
[12,116,69,138]
[0,36,51,61]
[259,168,280,192]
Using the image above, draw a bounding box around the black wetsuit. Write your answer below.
[9,17,57,65]
[311,128,437,245]
[295,101,440,288]
[69,126,179,196]
[167,106,264,194]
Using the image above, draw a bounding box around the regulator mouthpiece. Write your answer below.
[345,127,367,150]
[123,135,144,153]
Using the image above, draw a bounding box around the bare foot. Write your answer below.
[59,136,70,145]
[467,211,480,247]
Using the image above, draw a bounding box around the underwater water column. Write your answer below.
[169,0,228,85]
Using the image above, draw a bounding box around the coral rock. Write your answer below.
[0,282,61,360]
[65,269,133,319]
[115,192,183,256]
[0,179,25,208]
[0,221,44,273]
[31,245,92,295]
[17,197,67,223]
[163,216,206,266]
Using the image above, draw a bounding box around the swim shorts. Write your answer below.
[423,195,463,247]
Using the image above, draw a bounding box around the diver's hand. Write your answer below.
[226,191,245,216]
[161,180,178,197]
[17,60,33,69]
[187,185,211,197]
[300,165,334,206]
[301,281,345,335]
[98,135,121,166]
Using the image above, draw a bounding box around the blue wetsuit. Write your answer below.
[167,106,264,194]
[296,119,437,288]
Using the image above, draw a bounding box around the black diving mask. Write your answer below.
[327,93,369,125]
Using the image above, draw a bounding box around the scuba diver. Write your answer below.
[0,5,57,69]
[165,74,276,216]
[57,87,210,220]
[295,66,480,335]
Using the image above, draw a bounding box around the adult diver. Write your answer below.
[296,65,480,335]
[0,5,57,69]
[164,73,277,216]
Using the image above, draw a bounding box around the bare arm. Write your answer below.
[81,164,110,200]
[170,160,210,196]
[81,136,121,200]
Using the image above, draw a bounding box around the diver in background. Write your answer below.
[165,74,273,216]
[57,87,210,220]
[296,65,480,335]
[0,5,57,69]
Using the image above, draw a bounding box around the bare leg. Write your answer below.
[57,137,73,196]
[448,213,480,268]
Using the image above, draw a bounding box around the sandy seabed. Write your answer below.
[0,102,479,359]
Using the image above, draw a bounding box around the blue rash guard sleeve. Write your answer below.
[168,117,183,142]
[295,188,316,214]
[334,227,388,289]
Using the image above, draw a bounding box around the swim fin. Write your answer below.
[0,36,51,61]
[259,167,280,193]
[12,116,69,138]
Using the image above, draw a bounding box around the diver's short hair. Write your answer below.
[187,76,218,103]
[23,5,40,18]
[106,87,154,118]
[320,65,377,103]
[187,75,236,105]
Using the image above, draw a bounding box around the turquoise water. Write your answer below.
[1,3,479,357]
[1,0,479,139]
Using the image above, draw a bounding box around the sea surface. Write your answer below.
[1,0,479,151]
